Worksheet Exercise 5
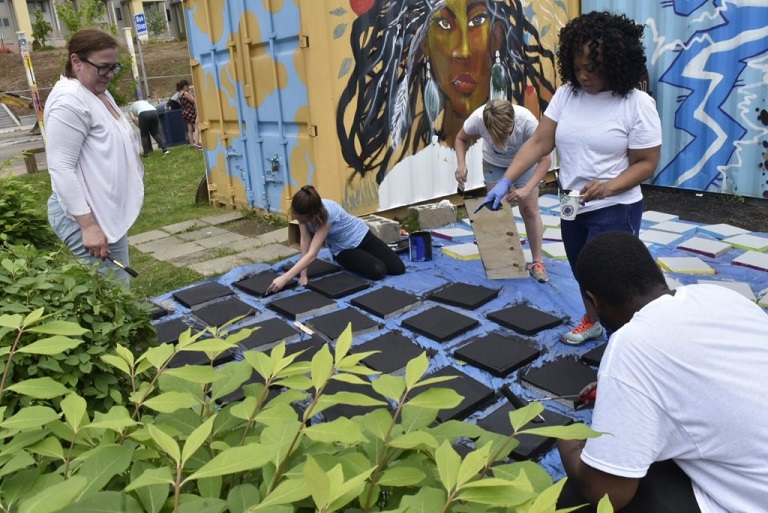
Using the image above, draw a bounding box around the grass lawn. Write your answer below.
[17,145,231,299]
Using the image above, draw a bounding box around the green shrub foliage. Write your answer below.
[0,316,609,513]
[0,244,155,412]
[0,174,57,249]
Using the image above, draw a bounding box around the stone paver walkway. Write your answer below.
[131,211,298,277]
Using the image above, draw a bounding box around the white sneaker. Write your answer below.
[561,315,604,346]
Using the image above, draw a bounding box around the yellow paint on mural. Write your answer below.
[264,0,285,13]
[187,0,225,44]
[209,151,247,208]
[235,11,288,109]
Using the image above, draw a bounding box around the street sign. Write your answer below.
[134,13,148,36]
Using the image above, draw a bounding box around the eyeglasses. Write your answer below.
[80,57,123,77]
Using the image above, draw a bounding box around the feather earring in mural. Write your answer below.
[423,61,441,132]
[490,51,509,101]
[389,24,409,150]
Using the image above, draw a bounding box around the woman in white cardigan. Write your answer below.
[45,29,144,284]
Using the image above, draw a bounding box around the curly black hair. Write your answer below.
[557,11,646,97]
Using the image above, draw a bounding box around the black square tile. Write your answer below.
[172,282,233,308]
[478,403,573,461]
[146,302,171,320]
[167,345,236,368]
[487,304,563,336]
[307,272,371,299]
[401,306,479,343]
[354,332,424,374]
[581,343,607,367]
[267,290,337,321]
[236,318,301,351]
[427,283,500,310]
[282,258,341,279]
[306,308,380,342]
[285,335,328,362]
[453,332,541,377]
[233,270,297,297]
[191,297,258,328]
[351,286,421,319]
[154,318,197,345]
[426,367,495,422]
[521,358,598,409]
[320,379,387,422]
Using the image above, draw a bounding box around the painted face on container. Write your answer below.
[425,0,494,118]
[573,41,608,94]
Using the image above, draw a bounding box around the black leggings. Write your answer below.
[333,231,406,280]
[138,110,167,155]
[557,460,702,513]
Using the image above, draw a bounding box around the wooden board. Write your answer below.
[465,197,528,279]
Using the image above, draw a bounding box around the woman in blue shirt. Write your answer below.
[267,186,405,293]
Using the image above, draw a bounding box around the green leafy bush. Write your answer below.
[0,319,609,512]
[31,7,52,49]
[0,173,57,249]
[0,244,155,412]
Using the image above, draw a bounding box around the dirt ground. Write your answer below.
[0,41,192,115]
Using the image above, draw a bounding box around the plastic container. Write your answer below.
[409,231,433,262]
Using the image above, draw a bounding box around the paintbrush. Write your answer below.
[105,255,139,278]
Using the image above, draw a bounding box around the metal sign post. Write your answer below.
[133,13,150,99]
[16,31,45,143]
[122,27,143,100]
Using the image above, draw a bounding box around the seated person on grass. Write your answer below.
[556,230,768,513]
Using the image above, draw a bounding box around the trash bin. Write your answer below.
[156,102,188,147]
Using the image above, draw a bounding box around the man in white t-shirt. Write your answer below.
[455,100,551,282]
[556,231,768,512]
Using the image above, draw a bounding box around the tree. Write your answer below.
[145,7,167,37]
[31,7,52,49]
[56,0,106,35]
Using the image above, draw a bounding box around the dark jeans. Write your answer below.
[334,231,406,280]
[561,200,643,274]
[557,460,702,513]
[138,110,167,155]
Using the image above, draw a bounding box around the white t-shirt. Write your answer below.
[128,100,157,116]
[463,104,539,174]
[582,284,768,513]
[544,84,661,214]
[45,76,144,242]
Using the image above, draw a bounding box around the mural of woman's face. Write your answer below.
[426,0,493,119]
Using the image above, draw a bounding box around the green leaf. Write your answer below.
[331,373,371,385]
[26,437,65,460]
[334,323,353,361]
[303,456,330,510]
[177,497,227,513]
[304,417,367,444]
[27,320,88,336]
[518,423,604,440]
[509,402,545,432]
[226,484,260,513]
[243,350,274,380]
[315,392,386,415]
[6,377,70,398]
[456,477,536,506]
[255,403,299,427]
[310,344,333,391]
[182,414,216,465]
[148,424,180,465]
[17,335,82,355]
[210,361,253,401]
[115,344,135,367]
[378,466,426,487]
[389,431,439,450]
[22,307,46,327]
[143,392,200,413]
[143,344,175,370]
[435,441,461,492]
[492,461,552,493]
[597,493,615,513]
[328,465,375,511]
[86,406,137,432]
[76,444,134,499]
[124,467,174,492]
[371,374,405,401]
[429,420,485,441]
[63,491,143,513]
[164,365,222,384]
[100,355,132,376]
[251,479,310,511]
[0,406,59,430]
[0,452,36,479]
[401,405,438,432]
[407,388,463,410]
[0,313,23,329]
[60,393,88,432]
[456,442,492,488]
[359,408,392,441]
[398,487,446,513]
[130,462,168,513]
[404,352,429,388]
[18,475,87,513]
[525,476,569,513]
[186,443,272,481]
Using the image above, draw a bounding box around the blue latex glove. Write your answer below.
[483,177,512,211]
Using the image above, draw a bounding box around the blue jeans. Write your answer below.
[48,194,132,285]
[560,200,643,274]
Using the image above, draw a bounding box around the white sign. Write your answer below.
[134,13,148,36]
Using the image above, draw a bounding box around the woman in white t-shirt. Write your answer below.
[45,29,144,285]
[267,186,405,293]
[481,11,662,345]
